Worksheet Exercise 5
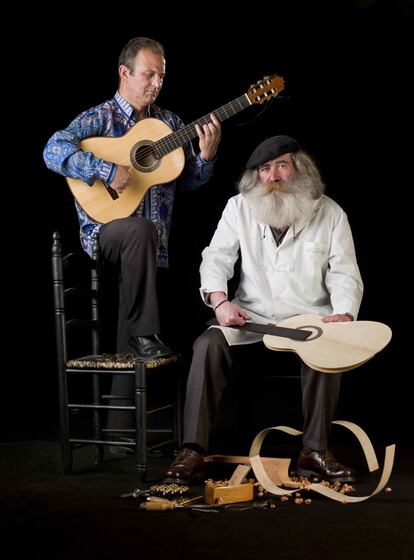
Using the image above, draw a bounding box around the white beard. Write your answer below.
[245,177,317,229]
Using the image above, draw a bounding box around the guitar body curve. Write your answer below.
[66,118,185,223]
[263,314,392,373]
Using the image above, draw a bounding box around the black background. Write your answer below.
[8,0,412,445]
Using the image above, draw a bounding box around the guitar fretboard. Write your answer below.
[155,94,251,157]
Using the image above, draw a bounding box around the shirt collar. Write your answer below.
[114,90,134,120]
[114,90,152,123]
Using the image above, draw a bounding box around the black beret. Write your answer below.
[246,135,300,168]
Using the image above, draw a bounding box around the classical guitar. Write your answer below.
[208,314,392,373]
[66,75,285,223]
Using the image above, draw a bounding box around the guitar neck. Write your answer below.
[155,94,251,156]
[207,319,311,341]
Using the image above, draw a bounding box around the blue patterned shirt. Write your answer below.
[43,91,215,267]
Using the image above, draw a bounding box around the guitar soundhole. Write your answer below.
[130,141,161,172]
[297,325,323,341]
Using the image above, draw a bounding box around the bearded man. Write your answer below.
[164,135,364,485]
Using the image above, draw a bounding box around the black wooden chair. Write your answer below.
[51,231,181,482]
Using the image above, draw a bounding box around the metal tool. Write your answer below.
[120,488,148,499]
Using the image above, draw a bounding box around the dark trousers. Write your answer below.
[100,217,159,431]
[99,216,159,353]
[183,328,342,452]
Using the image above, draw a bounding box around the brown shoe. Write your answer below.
[164,448,205,485]
[296,448,356,483]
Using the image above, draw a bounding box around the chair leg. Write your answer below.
[92,373,104,465]
[58,366,73,474]
[135,362,147,482]
[174,374,182,453]
[61,429,73,474]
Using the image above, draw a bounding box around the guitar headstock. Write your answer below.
[246,74,285,105]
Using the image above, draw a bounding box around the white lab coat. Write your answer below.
[200,194,363,345]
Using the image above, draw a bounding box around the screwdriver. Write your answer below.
[139,501,219,513]
[139,495,211,512]
[139,500,175,511]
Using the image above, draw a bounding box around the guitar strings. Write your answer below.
[131,88,276,165]
[131,96,249,164]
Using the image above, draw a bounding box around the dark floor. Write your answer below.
[1,436,413,560]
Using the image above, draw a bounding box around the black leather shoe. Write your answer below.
[163,448,206,485]
[296,448,356,483]
[128,334,172,359]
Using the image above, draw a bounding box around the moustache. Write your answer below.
[262,181,286,195]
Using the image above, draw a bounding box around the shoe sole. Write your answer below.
[295,468,356,483]
[163,471,205,486]
[133,351,173,359]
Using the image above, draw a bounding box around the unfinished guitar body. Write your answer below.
[263,314,392,373]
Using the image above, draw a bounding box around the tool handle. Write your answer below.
[140,501,175,511]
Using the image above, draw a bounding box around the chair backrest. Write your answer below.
[51,231,103,364]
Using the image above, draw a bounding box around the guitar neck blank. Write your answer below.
[206,319,311,341]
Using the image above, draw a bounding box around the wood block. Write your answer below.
[204,481,254,505]
[205,454,296,487]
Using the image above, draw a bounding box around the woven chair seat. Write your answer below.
[67,353,178,370]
